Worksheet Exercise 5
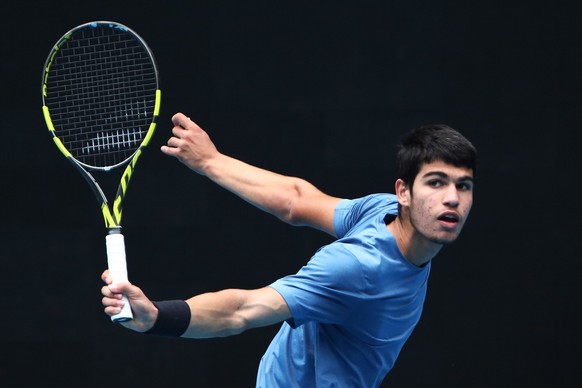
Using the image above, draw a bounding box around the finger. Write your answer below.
[101,269,112,284]
[165,136,182,148]
[102,295,123,308]
[108,280,131,294]
[104,305,124,316]
[171,112,186,124]
[161,144,180,156]
[172,112,191,129]
[101,285,123,298]
[101,285,111,297]
[169,125,184,138]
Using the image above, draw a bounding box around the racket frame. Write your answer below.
[41,21,162,322]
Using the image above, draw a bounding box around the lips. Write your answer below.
[437,212,460,227]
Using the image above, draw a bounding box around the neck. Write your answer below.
[387,215,442,267]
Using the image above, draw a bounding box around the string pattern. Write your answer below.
[44,23,158,169]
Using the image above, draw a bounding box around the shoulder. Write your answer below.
[334,193,397,237]
[336,193,397,213]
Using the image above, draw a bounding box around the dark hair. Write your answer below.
[396,124,477,185]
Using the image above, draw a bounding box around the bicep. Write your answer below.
[238,287,291,330]
[288,179,343,236]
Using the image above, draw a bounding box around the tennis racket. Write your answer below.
[41,21,161,322]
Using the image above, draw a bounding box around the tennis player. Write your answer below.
[101,112,477,386]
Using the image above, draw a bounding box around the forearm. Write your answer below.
[203,153,314,225]
[180,290,247,338]
[180,288,289,339]
[163,114,340,233]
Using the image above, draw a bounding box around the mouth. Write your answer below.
[437,212,461,228]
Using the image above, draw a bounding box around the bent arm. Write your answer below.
[162,113,342,235]
[181,287,291,338]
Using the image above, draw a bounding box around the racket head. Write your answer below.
[42,21,161,171]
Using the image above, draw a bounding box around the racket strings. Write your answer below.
[82,127,144,155]
[44,24,158,169]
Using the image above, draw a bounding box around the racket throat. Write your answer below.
[107,226,123,235]
[101,202,123,229]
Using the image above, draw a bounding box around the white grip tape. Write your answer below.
[106,233,133,322]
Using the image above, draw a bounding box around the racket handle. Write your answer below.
[106,233,134,322]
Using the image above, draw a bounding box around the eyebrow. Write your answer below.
[422,171,474,183]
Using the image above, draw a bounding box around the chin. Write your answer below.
[430,233,460,245]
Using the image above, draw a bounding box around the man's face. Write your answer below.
[406,160,474,245]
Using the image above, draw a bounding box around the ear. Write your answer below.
[395,178,411,207]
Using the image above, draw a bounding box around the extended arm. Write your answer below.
[182,287,290,338]
[161,113,342,236]
[101,271,290,338]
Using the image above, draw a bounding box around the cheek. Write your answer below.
[410,198,434,225]
[460,196,473,215]
[414,196,436,217]
[462,203,473,219]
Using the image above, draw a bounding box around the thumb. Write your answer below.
[108,280,132,294]
[111,281,147,302]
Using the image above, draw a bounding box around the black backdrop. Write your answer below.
[1,1,580,387]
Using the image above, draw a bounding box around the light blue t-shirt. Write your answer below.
[256,194,431,387]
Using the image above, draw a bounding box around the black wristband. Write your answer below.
[145,300,191,337]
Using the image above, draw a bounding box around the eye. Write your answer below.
[457,181,473,191]
[428,179,443,188]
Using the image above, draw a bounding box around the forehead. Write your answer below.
[417,160,474,180]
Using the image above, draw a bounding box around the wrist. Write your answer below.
[144,300,191,337]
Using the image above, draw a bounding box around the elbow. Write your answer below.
[278,199,298,225]
[284,204,304,226]
[277,178,308,226]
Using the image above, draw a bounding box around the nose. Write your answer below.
[443,184,460,207]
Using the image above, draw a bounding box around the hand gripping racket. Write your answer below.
[41,21,161,322]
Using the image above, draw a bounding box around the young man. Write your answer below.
[101,112,477,386]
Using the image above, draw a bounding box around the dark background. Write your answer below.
[1,1,580,387]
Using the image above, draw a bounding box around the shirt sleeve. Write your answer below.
[271,193,398,328]
[270,243,365,328]
[334,193,397,238]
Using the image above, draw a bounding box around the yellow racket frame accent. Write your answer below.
[43,89,161,229]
